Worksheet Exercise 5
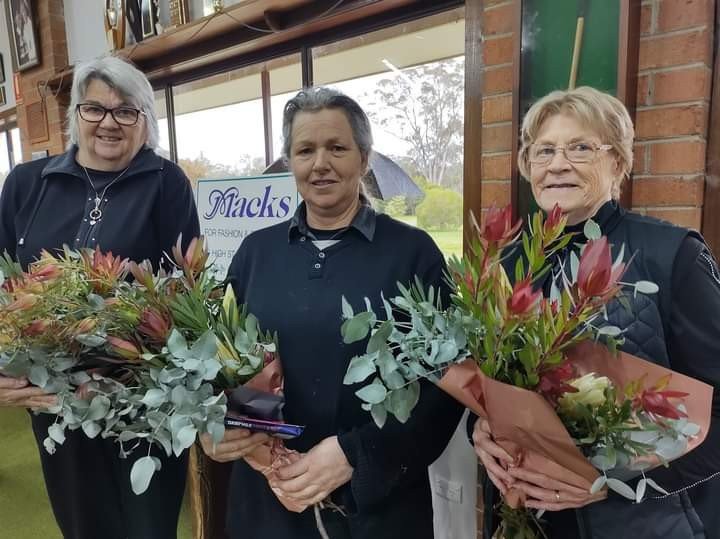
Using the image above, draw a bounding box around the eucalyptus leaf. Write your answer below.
[48,423,66,444]
[634,280,659,295]
[597,325,623,337]
[28,365,49,388]
[87,395,111,421]
[173,424,197,456]
[167,329,189,359]
[344,356,377,385]
[636,478,647,503]
[190,330,218,362]
[583,219,602,240]
[644,477,669,495]
[355,382,388,405]
[367,320,393,354]
[606,478,637,500]
[141,389,167,408]
[87,293,106,311]
[341,296,354,319]
[43,437,57,455]
[341,312,375,343]
[82,420,102,439]
[590,475,607,494]
[130,456,157,495]
[370,403,387,428]
[75,334,106,348]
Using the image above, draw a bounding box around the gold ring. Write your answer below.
[555,491,561,502]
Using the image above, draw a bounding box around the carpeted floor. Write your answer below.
[0,407,192,538]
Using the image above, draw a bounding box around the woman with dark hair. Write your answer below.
[0,55,199,539]
[201,87,463,538]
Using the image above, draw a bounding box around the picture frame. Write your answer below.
[7,0,40,71]
[0,54,5,84]
[140,0,156,39]
[0,87,6,107]
[126,0,144,42]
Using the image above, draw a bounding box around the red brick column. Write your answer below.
[15,0,69,161]
[632,0,715,229]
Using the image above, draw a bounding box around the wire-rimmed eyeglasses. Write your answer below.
[529,141,613,165]
[76,103,146,126]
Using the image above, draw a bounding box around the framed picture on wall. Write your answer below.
[0,54,5,84]
[141,0,156,39]
[0,87,6,107]
[7,0,40,71]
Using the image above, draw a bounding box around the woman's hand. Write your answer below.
[200,427,271,463]
[472,416,516,496]
[507,466,607,511]
[0,376,57,409]
[271,436,353,507]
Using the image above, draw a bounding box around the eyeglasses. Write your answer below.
[76,103,145,126]
[528,141,613,165]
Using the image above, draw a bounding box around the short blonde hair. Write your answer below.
[518,87,634,199]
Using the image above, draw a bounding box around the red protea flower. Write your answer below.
[482,205,522,248]
[129,261,156,290]
[577,237,625,300]
[507,277,542,316]
[172,236,209,284]
[632,375,689,419]
[138,307,172,342]
[4,293,39,312]
[22,319,50,336]
[81,246,129,293]
[106,336,142,361]
[543,203,567,237]
[73,317,97,336]
[538,361,578,404]
[27,263,62,283]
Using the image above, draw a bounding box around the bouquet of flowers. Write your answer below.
[0,238,296,495]
[340,206,713,537]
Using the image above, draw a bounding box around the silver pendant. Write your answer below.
[90,220,97,226]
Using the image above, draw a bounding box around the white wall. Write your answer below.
[430,411,478,539]
[64,0,108,65]
[0,0,17,113]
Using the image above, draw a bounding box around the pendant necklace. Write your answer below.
[81,165,130,225]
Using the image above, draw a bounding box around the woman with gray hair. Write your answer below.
[200,87,463,538]
[0,55,199,538]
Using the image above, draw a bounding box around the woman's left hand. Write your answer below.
[507,465,607,511]
[271,436,353,507]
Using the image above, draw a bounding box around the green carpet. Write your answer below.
[0,407,192,538]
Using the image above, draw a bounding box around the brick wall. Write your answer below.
[632,0,715,229]
[480,0,515,226]
[15,0,69,160]
[478,0,716,232]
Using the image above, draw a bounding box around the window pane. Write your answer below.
[269,54,302,161]
[172,69,266,190]
[154,90,172,160]
[0,133,10,187]
[10,128,22,166]
[312,9,465,258]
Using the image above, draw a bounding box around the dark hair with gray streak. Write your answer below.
[281,87,373,160]
[67,55,159,150]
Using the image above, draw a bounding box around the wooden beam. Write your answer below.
[261,69,274,165]
[463,0,483,253]
[617,0,641,209]
[702,3,720,257]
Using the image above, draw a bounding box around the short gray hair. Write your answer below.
[66,55,159,150]
[281,87,373,160]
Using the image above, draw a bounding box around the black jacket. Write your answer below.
[480,202,720,539]
[226,203,464,539]
[0,145,199,269]
[0,145,200,539]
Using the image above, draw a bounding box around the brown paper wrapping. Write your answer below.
[438,340,713,507]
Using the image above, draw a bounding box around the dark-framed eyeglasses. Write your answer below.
[76,103,146,126]
[529,141,613,165]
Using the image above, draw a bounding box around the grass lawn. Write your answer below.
[0,407,192,538]
[396,215,463,259]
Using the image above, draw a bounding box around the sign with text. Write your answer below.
[195,174,300,278]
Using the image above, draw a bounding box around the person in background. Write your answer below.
[0,55,199,539]
[473,86,720,539]
[201,87,464,539]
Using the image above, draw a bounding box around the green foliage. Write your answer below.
[383,196,408,218]
[416,188,463,230]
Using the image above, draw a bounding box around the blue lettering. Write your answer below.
[203,186,293,219]
[246,196,262,217]
[277,196,291,217]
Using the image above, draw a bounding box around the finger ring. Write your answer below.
[555,491,561,502]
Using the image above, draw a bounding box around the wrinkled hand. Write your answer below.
[271,436,353,508]
[472,416,516,496]
[200,427,271,463]
[507,466,607,511]
[0,376,57,409]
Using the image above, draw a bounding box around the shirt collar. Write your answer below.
[40,145,164,180]
[288,197,376,243]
